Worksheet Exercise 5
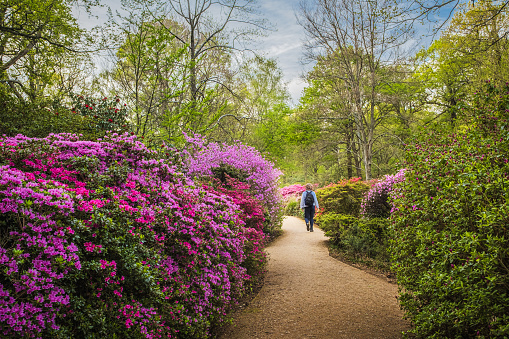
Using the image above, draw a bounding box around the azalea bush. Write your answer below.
[279,184,306,218]
[390,82,509,338]
[361,169,406,219]
[69,94,131,137]
[0,132,271,338]
[315,178,371,219]
[203,175,267,284]
[279,184,306,201]
[183,133,284,235]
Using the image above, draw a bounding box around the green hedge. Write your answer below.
[390,83,509,338]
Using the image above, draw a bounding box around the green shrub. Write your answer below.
[317,213,357,245]
[319,213,389,262]
[0,91,131,139]
[283,200,302,217]
[0,91,93,138]
[315,180,371,218]
[390,82,509,338]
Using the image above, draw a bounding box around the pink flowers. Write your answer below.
[0,131,282,338]
[84,242,102,253]
[361,169,406,218]
[279,184,306,201]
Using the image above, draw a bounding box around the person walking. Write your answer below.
[300,183,319,232]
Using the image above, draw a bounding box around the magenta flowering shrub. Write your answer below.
[183,133,284,233]
[0,133,252,338]
[204,176,267,282]
[279,184,306,201]
[361,169,406,219]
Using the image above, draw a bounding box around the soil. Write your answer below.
[215,216,411,339]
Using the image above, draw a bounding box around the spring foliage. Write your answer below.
[390,82,509,338]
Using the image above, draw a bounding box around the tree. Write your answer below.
[234,56,291,163]
[413,0,509,125]
[0,0,95,100]
[297,0,410,179]
[404,0,509,35]
[101,4,188,142]
[134,0,268,131]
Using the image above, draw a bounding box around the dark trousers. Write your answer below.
[304,206,315,231]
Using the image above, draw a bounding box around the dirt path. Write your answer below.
[217,216,411,339]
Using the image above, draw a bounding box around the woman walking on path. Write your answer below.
[300,183,319,232]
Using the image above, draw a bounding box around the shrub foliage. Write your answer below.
[315,178,371,218]
[319,213,389,262]
[390,83,509,338]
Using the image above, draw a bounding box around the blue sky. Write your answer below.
[256,0,310,105]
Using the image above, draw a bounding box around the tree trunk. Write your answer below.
[346,126,353,178]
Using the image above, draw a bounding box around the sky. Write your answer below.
[256,1,311,106]
[75,0,311,106]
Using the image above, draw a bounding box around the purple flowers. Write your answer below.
[0,132,282,338]
[361,169,406,218]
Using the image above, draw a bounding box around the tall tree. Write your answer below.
[0,0,96,100]
[297,0,410,179]
[101,4,188,141]
[139,0,267,117]
[413,0,509,125]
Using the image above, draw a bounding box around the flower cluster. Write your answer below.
[0,132,277,338]
[183,133,284,232]
[279,184,306,202]
[361,169,406,219]
[204,176,267,281]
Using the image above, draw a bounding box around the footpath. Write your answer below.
[217,216,411,339]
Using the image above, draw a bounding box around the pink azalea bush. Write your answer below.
[183,133,284,233]
[204,176,267,282]
[361,169,406,219]
[279,184,306,201]
[0,132,277,338]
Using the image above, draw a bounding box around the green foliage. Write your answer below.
[0,91,131,139]
[315,180,371,217]
[319,213,390,263]
[283,200,302,218]
[318,213,357,245]
[0,90,94,138]
[390,82,509,338]
[0,0,92,100]
[210,163,248,184]
[70,94,131,136]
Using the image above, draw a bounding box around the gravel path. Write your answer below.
[217,216,411,339]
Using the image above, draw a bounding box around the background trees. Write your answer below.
[296,0,411,180]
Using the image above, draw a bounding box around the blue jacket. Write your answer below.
[300,190,319,209]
